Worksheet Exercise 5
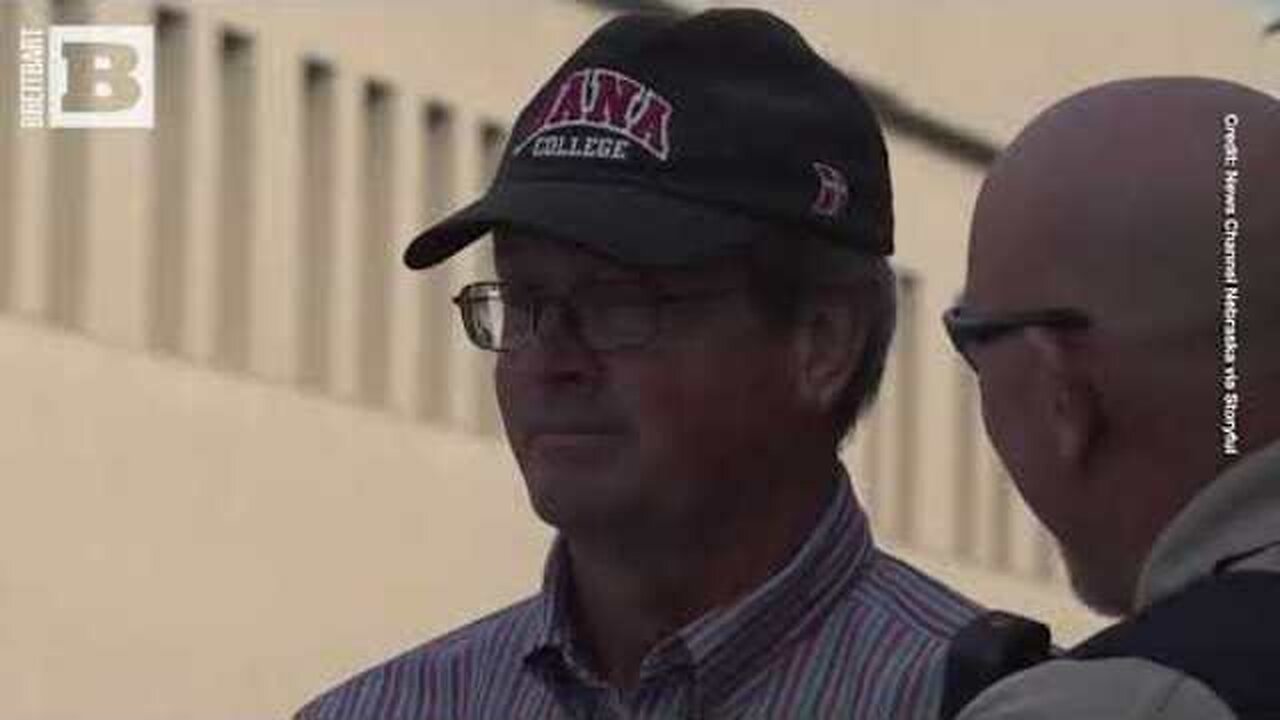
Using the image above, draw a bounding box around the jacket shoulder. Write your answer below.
[955,657,1234,720]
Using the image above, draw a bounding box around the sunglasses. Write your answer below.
[943,305,1091,369]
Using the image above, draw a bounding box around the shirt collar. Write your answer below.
[523,535,582,681]
[522,463,875,706]
[1136,436,1280,609]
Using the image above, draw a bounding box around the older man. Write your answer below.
[296,8,980,720]
[947,78,1280,719]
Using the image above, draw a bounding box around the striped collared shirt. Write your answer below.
[296,467,981,719]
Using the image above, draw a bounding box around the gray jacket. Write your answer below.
[958,438,1280,720]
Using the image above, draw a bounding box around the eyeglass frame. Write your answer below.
[450,278,761,352]
[943,304,1092,369]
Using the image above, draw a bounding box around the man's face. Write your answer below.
[961,309,1068,532]
[492,231,799,538]
[974,338,1126,613]
[963,217,1120,613]
[963,309,1106,607]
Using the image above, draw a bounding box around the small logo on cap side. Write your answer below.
[512,67,673,162]
[811,162,850,218]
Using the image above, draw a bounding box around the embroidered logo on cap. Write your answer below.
[811,162,850,218]
[512,67,673,162]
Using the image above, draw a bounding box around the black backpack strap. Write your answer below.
[939,610,1053,720]
[1069,571,1280,719]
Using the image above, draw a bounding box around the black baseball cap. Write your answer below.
[403,8,893,271]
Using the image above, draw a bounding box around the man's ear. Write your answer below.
[793,299,868,416]
[1024,328,1102,465]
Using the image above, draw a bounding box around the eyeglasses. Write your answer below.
[943,305,1091,369]
[451,280,752,352]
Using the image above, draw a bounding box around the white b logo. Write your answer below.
[48,26,154,128]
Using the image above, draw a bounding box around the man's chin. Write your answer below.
[524,467,617,525]
[1063,551,1133,618]
[524,477,656,539]
[528,496,635,536]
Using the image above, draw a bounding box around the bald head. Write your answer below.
[971,77,1280,342]
[964,78,1280,614]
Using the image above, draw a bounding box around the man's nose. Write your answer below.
[533,299,585,346]
[516,300,598,377]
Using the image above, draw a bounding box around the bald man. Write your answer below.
[945,78,1280,719]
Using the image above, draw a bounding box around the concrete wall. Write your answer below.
[3,1,1275,717]
[1,316,545,719]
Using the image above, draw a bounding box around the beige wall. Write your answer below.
[4,2,607,717]
[0,316,546,719]
[3,1,1275,717]
[706,0,1277,142]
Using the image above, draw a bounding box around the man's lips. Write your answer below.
[524,425,623,449]
[524,433,618,463]
[523,419,623,435]
[529,428,620,440]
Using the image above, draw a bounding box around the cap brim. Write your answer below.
[403,181,766,270]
